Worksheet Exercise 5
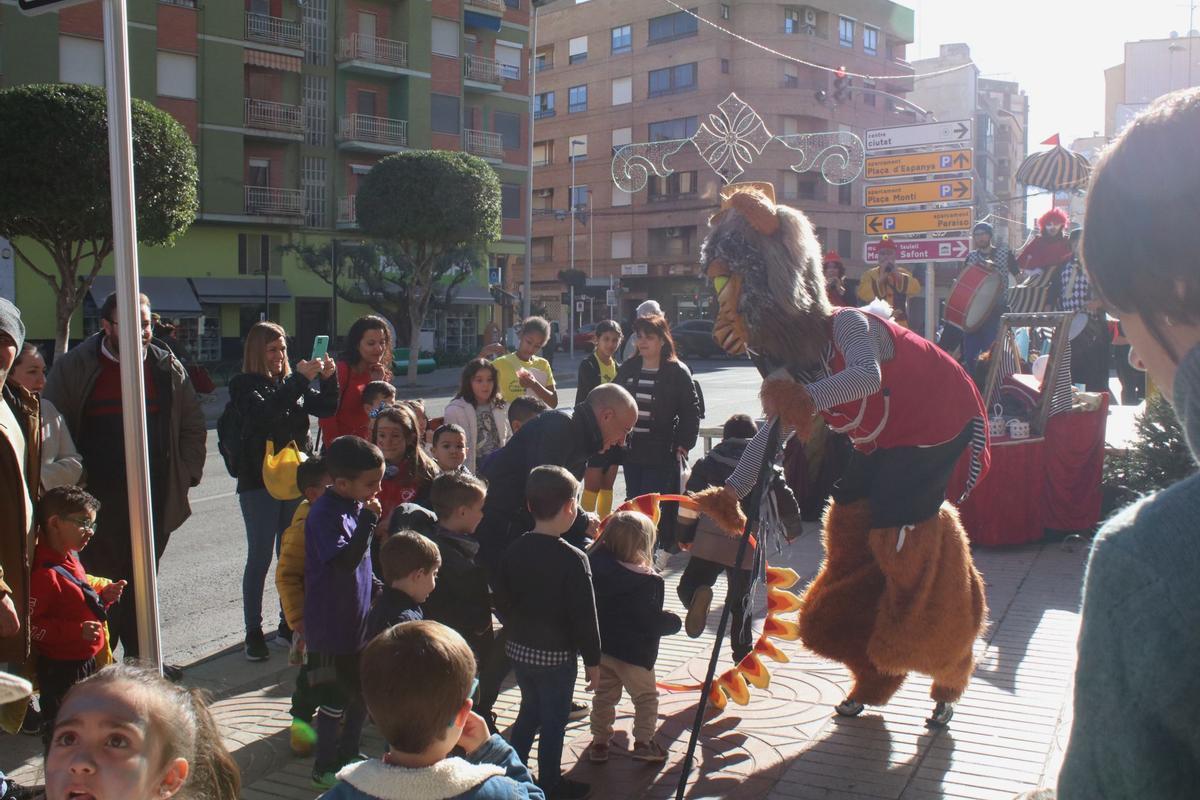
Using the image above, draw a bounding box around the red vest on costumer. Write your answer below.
[819,308,989,465]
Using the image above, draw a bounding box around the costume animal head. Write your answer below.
[700,182,832,367]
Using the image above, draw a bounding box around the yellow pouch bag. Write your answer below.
[263,440,305,500]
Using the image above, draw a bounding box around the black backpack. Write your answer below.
[216,400,244,478]
[693,379,706,420]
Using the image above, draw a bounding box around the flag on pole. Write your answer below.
[1040,133,1061,146]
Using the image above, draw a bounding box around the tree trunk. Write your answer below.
[54,292,75,356]
[407,314,421,386]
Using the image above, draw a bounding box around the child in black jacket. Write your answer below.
[586,511,681,765]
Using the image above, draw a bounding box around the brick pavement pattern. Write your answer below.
[3,533,1087,800]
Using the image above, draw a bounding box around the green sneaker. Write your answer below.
[311,767,337,790]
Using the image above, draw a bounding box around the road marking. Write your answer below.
[193,490,237,505]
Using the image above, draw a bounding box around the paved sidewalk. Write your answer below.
[3,534,1088,799]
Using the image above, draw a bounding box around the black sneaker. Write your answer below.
[544,777,590,799]
[245,629,270,661]
[567,700,589,721]
[273,621,293,647]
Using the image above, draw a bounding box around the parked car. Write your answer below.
[561,322,598,352]
[672,319,725,359]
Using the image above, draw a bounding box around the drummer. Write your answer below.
[1058,227,1110,392]
[857,238,920,327]
[938,221,1018,374]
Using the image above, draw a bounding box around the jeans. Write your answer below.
[624,461,682,550]
[239,488,299,633]
[510,658,577,787]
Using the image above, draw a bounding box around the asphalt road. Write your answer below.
[155,356,765,666]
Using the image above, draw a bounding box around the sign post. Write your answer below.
[865,119,973,152]
[864,178,972,208]
[864,207,974,236]
[864,149,973,180]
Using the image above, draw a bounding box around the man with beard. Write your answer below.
[43,293,205,676]
[857,238,920,327]
[938,221,1019,373]
[1017,208,1072,275]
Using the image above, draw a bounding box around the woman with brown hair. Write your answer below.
[319,315,394,442]
[614,314,701,559]
[1057,87,1200,799]
[230,322,338,661]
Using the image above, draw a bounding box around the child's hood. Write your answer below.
[589,548,661,595]
[335,756,504,799]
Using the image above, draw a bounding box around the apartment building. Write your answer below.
[0,0,531,359]
[529,0,915,325]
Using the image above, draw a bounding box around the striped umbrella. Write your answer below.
[1015,145,1092,191]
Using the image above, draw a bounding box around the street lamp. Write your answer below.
[523,0,549,319]
[568,138,585,358]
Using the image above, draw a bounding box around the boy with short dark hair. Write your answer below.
[424,472,490,655]
[367,531,441,639]
[323,621,543,800]
[304,435,386,789]
[432,423,470,474]
[506,396,548,434]
[361,380,397,419]
[29,486,126,741]
[495,466,600,800]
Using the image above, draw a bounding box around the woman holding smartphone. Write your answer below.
[320,315,395,441]
[230,322,338,662]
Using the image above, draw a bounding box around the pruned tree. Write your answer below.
[355,150,501,384]
[0,83,198,354]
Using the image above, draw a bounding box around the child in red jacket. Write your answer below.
[29,486,125,740]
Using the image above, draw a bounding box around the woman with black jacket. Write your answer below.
[614,314,701,556]
[577,319,624,519]
[230,322,338,661]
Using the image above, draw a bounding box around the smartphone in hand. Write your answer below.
[312,335,330,360]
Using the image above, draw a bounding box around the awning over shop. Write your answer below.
[464,10,502,32]
[189,277,292,304]
[88,276,203,317]
[445,284,495,306]
[244,49,303,73]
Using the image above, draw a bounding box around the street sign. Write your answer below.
[575,300,585,312]
[488,266,501,284]
[864,237,970,263]
[864,207,973,236]
[865,149,973,180]
[18,0,94,14]
[864,178,973,208]
[865,118,974,152]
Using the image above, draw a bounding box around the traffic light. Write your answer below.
[833,67,852,102]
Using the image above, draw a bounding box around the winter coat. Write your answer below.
[42,334,206,537]
[229,370,339,494]
[0,382,41,663]
[589,548,680,670]
[679,438,802,570]
[29,542,115,662]
[423,526,494,657]
[275,499,310,631]
[442,397,510,474]
[614,356,701,466]
[576,352,619,401]
[38,398,82,490]
[319,360,382,442]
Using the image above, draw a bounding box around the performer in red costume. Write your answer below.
[691,182,989,727]
[1017,208,1072,274]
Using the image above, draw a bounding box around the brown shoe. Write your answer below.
[587,740,609,763]
[685,586,712,638]
[631,739,668,763]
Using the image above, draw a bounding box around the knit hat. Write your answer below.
[973,221,994,236]
[0,297,24,351]
[636,299,663,318]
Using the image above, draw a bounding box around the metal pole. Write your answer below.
[569,285,575,359]
[102,0,162,673]
[570,145,576,359]
[588,188,594,281]
[522,2,537,319]
[331,238,338,346]
[264,260,270,322]
[924,262,937,342]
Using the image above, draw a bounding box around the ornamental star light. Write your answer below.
[692,94,775,184]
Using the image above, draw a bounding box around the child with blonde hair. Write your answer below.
[585,511,681,764]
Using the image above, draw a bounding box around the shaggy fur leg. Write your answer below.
[843,657,906,707]
[760,376,818,440]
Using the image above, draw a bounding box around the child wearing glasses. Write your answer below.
[322,620,543,800]
[28,485,126,742]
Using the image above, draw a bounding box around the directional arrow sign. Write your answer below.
[864,207,974,236]
[864,237,970,263]
[864,178,973,208]
[864,119,974,152]
[865,149,973,180]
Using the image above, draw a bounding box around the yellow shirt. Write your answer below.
[857,266,921,327]
[493,353,555,403]
[597,356,617,384]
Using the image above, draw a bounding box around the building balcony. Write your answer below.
[245,186,304,218]
[337,195,359,229]
[463,54,503,90]
[338,113,409,152]
[245,12,303,50]
[336,33,409,74]
[463,128,504,161]
[534,107,555,120]
[244,98,304,138]
[465,0,504,11]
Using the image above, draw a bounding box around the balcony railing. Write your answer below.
[339,114,408,147]
[463,128,504,159]
[465,0,504,10]
[159,0,197,8]
[337,195,358,225]
[244,98,304,133]
[534,107,555,119]
[464,53,502,84]
[245,12,303,49]
[245,186,304,217]
[337,33,408,69]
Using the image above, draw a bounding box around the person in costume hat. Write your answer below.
[857,238,921,327]
[1017,208,1072,274]
[937,221,1019,373]
[693,181,989,727]
[822,251,851,307]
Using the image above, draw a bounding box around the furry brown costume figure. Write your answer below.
[699,182,990,727]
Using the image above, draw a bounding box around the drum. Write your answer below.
[944,265,1005,333]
